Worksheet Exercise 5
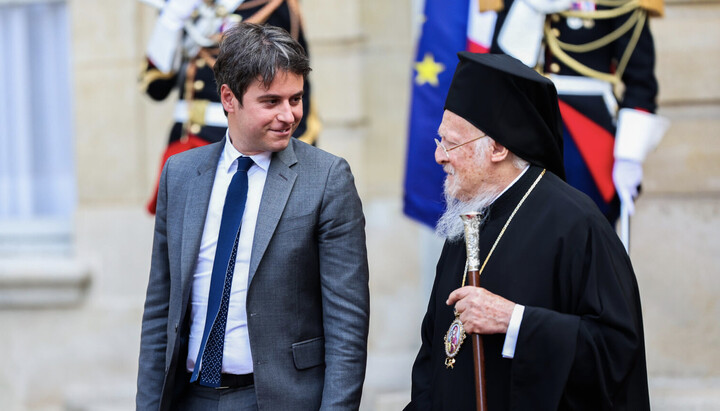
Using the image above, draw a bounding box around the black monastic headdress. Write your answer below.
[444,52,566,180]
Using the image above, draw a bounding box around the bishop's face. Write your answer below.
[435,110,491,202]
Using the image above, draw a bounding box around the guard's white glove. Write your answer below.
[147,0,203,73]
[497,0,573,66]
[159,0,203,31]
[613,159,643,215]
[612,108,670,216]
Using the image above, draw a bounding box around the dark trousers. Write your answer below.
[176,383,258,411]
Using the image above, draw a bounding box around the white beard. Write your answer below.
[435,169,502,242]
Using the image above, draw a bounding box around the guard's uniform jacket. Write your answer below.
[489,0,664,222]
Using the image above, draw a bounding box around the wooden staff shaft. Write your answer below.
[468,268,488,411]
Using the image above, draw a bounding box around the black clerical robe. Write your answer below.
[407,166,650,410]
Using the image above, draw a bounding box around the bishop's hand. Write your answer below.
[447,286,516,335]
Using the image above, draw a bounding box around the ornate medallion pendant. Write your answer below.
[444,312,466,369]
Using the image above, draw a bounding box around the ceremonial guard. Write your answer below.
[140,0,320,213]
[481,0,669,225]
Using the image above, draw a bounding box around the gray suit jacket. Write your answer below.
[137,138,369,410]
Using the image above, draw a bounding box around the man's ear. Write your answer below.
[220,84,238,113]
[489,140,510,163]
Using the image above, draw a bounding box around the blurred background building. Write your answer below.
[0,0,718,409]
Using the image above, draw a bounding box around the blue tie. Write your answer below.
[191,156,254,387]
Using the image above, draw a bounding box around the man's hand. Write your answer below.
[446,286,516,335]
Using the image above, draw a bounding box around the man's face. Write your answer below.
[435,110,489,202]
[222,71,304,155]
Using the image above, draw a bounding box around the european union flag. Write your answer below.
[403,0,470,228]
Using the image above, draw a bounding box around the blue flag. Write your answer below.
[403,0,469,228]
[403,1,497,228]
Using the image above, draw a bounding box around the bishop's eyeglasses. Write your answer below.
[434,134,487,159]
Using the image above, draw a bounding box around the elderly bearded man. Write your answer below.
[406,53,650,410]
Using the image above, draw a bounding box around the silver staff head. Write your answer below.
[460,212,483,271]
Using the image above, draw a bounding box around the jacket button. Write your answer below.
[193,80,205,91]
[549,62,561,73]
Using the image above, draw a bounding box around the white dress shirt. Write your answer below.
[186,133,271,374]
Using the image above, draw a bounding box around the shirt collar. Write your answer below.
[221,131,272,173]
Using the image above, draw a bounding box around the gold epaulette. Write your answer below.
[478,0,504,13]
[639,0,664,17]
[480,0,663,16]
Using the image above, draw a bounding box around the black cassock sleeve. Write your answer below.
[406,290,436,411]
[406,242,450,411]
[510,219,649,410]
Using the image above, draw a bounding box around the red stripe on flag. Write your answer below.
[466,39,489,53]
[558,100,616,202]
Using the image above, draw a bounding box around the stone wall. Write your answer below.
[635,1,720,407]
[0,0,717,409]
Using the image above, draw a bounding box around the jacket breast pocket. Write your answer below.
[292,336,325,370]
[275,212,315,234]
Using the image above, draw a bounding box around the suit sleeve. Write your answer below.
[317,157,370,410]
[509,220,648,410]
[136,159,173,410]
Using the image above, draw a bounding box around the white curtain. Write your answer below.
[0,1,75,220]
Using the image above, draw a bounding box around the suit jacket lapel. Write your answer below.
[180,141,225,299]
[248,140,298,285]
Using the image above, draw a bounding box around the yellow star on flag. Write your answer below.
[414,52,445,87]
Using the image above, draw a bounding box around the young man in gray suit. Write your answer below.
[137,23,369,410]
